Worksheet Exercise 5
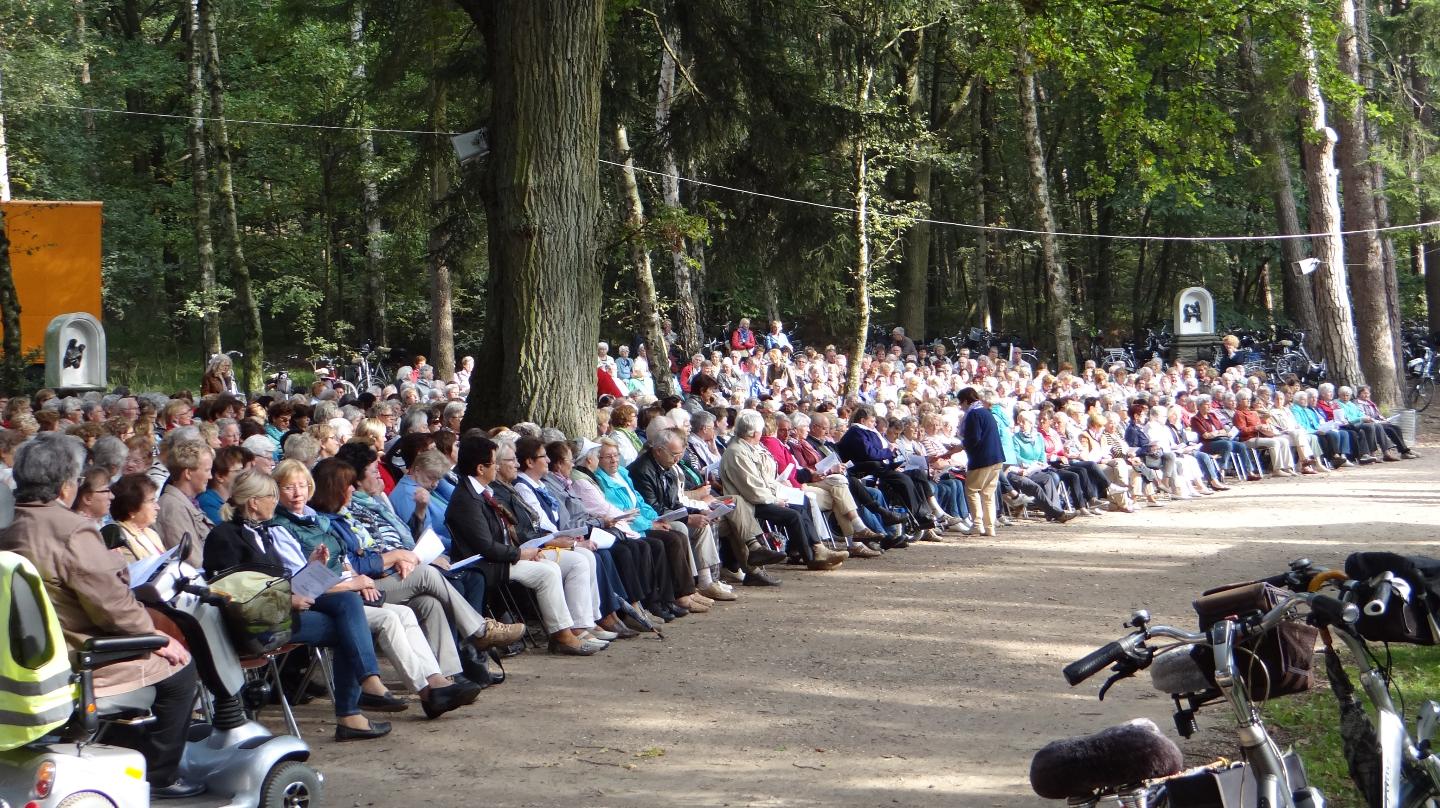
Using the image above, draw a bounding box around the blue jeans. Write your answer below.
[444,567,488,624]
[1192,450,1221,483]
[859,486,896,536]
[592,548,628,615]
[292,591,378,718]
[1203,439,1255,477]
[934,477,968,518]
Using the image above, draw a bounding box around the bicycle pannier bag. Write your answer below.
[209,568,293,656]
[1343,552,1440,645]
[1193,582,1318,701]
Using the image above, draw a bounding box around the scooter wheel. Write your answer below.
[57,793,116,808]
[260,760,322,808]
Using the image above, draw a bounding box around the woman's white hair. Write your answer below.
[733,409,766,439]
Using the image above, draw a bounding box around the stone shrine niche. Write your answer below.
[1173,287,1215,337]
[44,313,107,391]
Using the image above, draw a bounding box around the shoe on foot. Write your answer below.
[847,542,882,558]
[1403,450,1421,460]
[745,542,787,567]
[152,779,207,800]
[548,638,599,656]
[719,567,746,585]
[358,691,409,713]
[742,568,782,586]
[698,582,738,601]
[475,617,526,650]
[335,720,393,742]
[878,509,907,526]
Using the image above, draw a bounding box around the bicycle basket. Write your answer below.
[1193,582,1318,701]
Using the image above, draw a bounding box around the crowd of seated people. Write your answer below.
[0,327,1422,796]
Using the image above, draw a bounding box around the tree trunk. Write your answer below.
[897,29,929,340]
[1354,0,1402,356]
[426,12,455,382]
[1017,46,1074,366]
[1240,25,1318,331]
[978,80,1002,331]
[183,0,220,357]
[352,5,387,346]
[455,0,605,436]
[845,62,876,397]
[201,0,263,392]
[615,123,675,397]
[1296,15,1365,388]
[0,66,10,202]
[655,15,701,358]
[1335,0,1400,406]
[0,206,19,361]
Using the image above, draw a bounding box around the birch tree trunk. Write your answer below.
[183,0,220,357]
[1296,15,1364,388]
[655,16,701,357]
[1335,0,1400,406]
[616,124,675,397]
[0,67,10,203]
[201,0,263,392]
[1018,46,1075,367]
[455,0,605,436]
[352,5,387,346]
[845,62,875,397]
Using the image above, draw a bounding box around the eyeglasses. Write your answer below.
[532,454,548,461]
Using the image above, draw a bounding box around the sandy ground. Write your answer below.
[295,428,1438,808]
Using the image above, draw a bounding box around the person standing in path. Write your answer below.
[959,387,1004,537]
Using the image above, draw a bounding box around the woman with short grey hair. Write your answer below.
[13,433,87,504]
[91,435,130,480]
[733,409,766,440]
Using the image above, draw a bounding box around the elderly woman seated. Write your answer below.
[0,433,206,795]
[1355,385,1419,460]
[1233,390,1296,477]
[762,413,883,554]
[212,465,483,720]
[303,457,518,675]
[721,409,847,572]
[1290,389,1350,466]
[1317,383,1381,463]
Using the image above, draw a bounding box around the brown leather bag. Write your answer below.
[1192,582,1318,701]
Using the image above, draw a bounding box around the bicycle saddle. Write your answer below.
[1029,718,1184,799]
[1278,340,1294,348]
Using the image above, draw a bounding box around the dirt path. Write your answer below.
[300,433,1438,808]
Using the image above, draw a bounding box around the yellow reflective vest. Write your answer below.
[0,551,75,750]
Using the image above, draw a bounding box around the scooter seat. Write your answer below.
[95,686,156,720]
[1029,718,1184,799]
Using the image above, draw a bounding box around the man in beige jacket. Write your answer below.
[0,433,204,799]
[720,410,845,579]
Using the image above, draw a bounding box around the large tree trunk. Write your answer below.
[655,15,701,358]
[200,0,263,392]
[1017,47,1075,366]
[183,0,220,358]
[455,0,605,436]
[1240,24,1318,332]
[426,10,454,382]
[1355,0,1402,359]
[1335,0,1400,406]
[1296,15,1365,388]
[615,123,675,397]
[352,5,387,346]
[845,62,876,397]
[977,80,1002,331]
[897,29,929,340]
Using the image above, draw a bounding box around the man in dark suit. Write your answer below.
[446,435,601,656]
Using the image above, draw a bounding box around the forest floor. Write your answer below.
[295,420,1439,808]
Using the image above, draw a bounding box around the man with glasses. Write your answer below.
[629,429,728,604]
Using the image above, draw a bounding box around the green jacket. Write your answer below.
[267,507,343,574]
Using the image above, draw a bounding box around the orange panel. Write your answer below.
[2,201,104,360]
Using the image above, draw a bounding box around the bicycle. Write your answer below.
[1031,584,1355,807]
[1405,346,1434,413]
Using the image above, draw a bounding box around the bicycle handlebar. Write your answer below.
[1063,640,1131,686]
[1364,572,1395,617]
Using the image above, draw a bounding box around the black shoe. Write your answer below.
[746,544,787,566]
[458,646,494,688]
[152,779,206,800]
[358,691,409,712]
[668,603,690,618]
[498,640,526,658]
[880,533,907,551]
[421,680,482,719]
[335,720,392,742]
[878,509,907,526]
[742,568,782,586]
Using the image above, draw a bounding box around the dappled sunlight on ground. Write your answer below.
[296,438,1438,806]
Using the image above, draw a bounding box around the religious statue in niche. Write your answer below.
[62,339,86,370]
[1182,302,1202,324]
